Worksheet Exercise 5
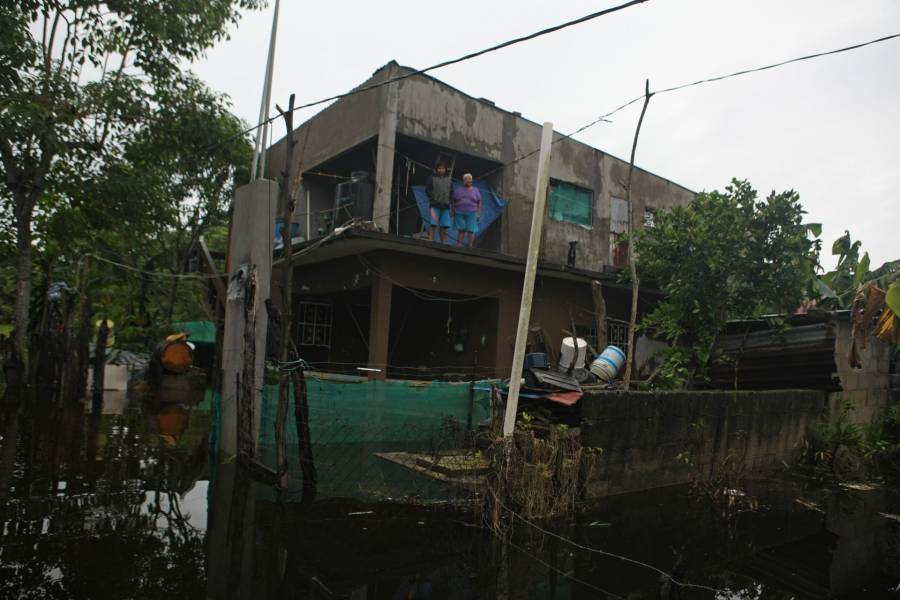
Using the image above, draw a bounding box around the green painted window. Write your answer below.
[548,181,593,227]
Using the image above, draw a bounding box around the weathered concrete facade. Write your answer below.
[277,231,654,379]
[829,318,893,425]
[267,61,694,269]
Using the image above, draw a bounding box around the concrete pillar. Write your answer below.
[220,179,279,456]
[373,66,399,233]
[367,272,392,380]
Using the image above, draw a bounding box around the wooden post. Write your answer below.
[366,271,392,380]
[199,236,226,311]
[275,94,298,485]
[503,122,554,437]
[91,318,109,412]
[591,281,608,350]
[623,80,653,390]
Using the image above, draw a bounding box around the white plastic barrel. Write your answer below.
[558,337,588,370]
[590,345,626,382]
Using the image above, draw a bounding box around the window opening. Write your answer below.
[548,181,593,227]
[610,197,629,267]
[297,300,333,348]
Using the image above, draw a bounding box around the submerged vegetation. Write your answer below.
[802,403,900,481]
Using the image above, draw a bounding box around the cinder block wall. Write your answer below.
[830,319,892,425]
[580,389,825,498]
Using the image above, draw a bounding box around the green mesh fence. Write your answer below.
[548,181,592,227]
[213,376,495,502]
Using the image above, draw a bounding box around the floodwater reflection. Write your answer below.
[0,389,898,599]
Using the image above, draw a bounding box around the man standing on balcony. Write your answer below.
[425,162,452,243]
[453,173,482,248]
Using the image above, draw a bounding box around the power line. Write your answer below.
[479,32,900,179]
[494,498,727,596]
[214,0,650,152]
[654,32,900,97]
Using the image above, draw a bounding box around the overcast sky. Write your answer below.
[193,0,898,270]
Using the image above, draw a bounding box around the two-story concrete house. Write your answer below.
[263,61,695,380]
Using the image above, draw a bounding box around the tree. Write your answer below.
[0,0,263,362]
[817,230,899,309]
[635,179,816,386]
[28,75,251,351]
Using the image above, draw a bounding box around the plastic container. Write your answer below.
[558,337,588,370]
[524,352,550,370]
[590,345,626,382]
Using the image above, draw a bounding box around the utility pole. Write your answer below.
[503,122,554,437]
[623,79,653,389]
[250,0,280,181]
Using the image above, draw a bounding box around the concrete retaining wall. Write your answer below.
[830,319,892,425]
[580,389,826,497]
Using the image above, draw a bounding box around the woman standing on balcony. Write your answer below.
[452,173,482,248]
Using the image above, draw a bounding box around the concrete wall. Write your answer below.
[267,62,694,269]
[581,389,826,497]
[394,68,695,269]
[265,66,387,213]
[829,318,892,425]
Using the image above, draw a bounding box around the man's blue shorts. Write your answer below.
[428,207,451,228]
[454,211,478,233]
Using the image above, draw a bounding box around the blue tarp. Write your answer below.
[411,180,508,245]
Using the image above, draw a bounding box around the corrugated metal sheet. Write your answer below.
[707,319,840,391]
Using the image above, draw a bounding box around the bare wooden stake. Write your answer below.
[591,281,608,350]
[274,94,297,487]
[623,79,653,390]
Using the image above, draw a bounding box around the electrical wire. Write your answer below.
[503,537,627,599]
[243,32,900,232]
[209,0,651,152]
[478,32,900,179]
[494,497,728,596]
[84,253,226,280]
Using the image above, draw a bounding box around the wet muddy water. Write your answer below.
[0,391,898,599]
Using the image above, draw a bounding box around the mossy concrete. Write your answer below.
[581,389,826,497]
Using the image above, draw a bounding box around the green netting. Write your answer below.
[209,377,495,501]
[255,377,495,501]
[172,320,216,344]
[549,181,592,227]
[259,377,492,447]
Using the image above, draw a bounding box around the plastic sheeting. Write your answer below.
[411,179,508,244]
[549,181,592,227]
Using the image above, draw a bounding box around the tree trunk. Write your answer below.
[13,204,33,366]
[91,318,109,412]
[623,80,653,390]
[72,296,93,403]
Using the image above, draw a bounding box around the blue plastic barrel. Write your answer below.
[589,345,626,382]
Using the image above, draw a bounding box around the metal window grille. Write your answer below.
[297,301,333,348]
[644,209,656,228]
[607,318,629,354]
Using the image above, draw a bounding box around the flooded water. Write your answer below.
[1,389,898,599]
